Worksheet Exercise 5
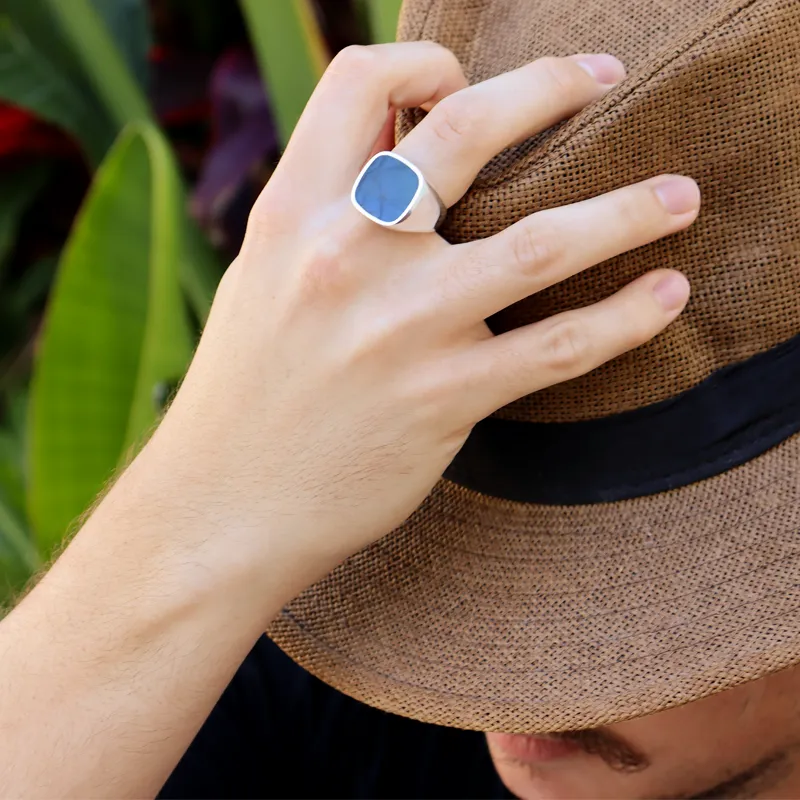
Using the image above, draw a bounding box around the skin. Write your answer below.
[487,665,800,799]
[0,43,704,797]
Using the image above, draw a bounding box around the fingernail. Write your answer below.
[576,54,627,86]
[653,273,690,312]
[653,176,701,215]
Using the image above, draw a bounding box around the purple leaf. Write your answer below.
[191,48,278,244]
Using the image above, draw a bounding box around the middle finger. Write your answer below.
[435,174,701,323]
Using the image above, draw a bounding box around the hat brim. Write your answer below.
[268,433,800,733]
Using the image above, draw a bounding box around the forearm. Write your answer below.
[0,450,283,798]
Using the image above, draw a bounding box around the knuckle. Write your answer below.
[412,360,475,437]
[615,190,661,235]
[540,316,591,372]
[327,45,380,81]
[247,191,294,240]
[511,218,561,277]
[415,39,459,66]
[428,95,479,144]
[534,56,584,98]
[441,252,487,306]
[619,312,655,351]
[438,45,464,77]
[296,226,357,301]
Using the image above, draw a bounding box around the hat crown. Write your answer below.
[399,0,800,424]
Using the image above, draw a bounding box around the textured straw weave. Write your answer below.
[270,435,800,732]
[267,0,800,732]
[400,0,800,422]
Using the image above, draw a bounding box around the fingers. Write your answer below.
[438,175,701,321]
[452,269,691,423]
[275,43,468,199]
[394,54,626,207]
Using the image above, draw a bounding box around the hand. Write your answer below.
[0,42,700,798]
[144,42,699,593]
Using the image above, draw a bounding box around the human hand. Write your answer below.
[144,42,699,595]
[0,47,701,794]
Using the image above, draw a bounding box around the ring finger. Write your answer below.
[394,53,627,208]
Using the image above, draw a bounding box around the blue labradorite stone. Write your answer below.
[354,154,420,224]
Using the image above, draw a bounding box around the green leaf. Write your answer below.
[0,389,39,600]
[0,17,112,164]
[4,0,93,91]
[0,488,39,605]
[364,0,402,43]
[1,0,152,162]
[9,254,58,315]
[181,217,222,324]
[28,122,193,555]
[0,163,49,271]
[89,0,151,90]
[240,0,328,147]
[0,388,29,519]
[0,430,25,524]
[42,0,152,129]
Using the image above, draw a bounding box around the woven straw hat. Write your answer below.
[268,0,800,733]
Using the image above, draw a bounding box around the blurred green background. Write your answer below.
[0,0,402,604]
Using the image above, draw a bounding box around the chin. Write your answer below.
[492,761,589,800]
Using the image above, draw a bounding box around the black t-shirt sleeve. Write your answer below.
[159,636,304,799]
[160,635,512,800]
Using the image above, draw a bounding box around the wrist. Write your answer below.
[95,431,332,620]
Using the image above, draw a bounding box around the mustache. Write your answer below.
[551,728,650,772]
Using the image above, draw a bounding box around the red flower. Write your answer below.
[0,104,76,159]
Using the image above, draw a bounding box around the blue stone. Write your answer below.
[354,154,420,224]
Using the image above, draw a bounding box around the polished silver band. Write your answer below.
[350,151,447,233]
[393,173,447,232]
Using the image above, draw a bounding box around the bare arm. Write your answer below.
[0,42,698,798]
[0,457,275,797]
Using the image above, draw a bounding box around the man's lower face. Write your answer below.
[485,664,800,799]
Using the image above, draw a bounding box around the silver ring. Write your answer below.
[350,151,446,233]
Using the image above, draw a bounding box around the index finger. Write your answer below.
[275,43,468,199]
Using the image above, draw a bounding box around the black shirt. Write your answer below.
[160,635,513,799]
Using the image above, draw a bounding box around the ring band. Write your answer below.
[351,151,447,233]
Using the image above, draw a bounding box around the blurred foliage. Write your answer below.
[0,0,401,603]
[241,0,327,146]
[29,122,191,556]
[0,165,48,268]
[364,0,403,43]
